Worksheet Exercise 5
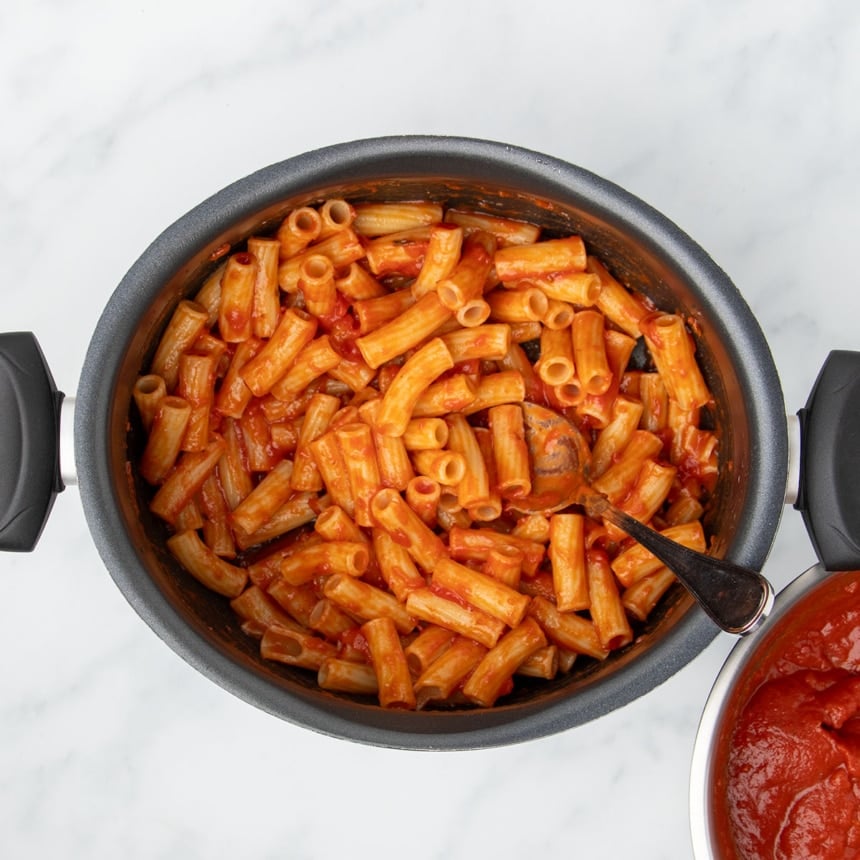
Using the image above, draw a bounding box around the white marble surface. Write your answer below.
[2,1,859,857]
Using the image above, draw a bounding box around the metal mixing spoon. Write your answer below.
[514,403,774,635]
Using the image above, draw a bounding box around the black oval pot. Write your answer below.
[9,137,792,749]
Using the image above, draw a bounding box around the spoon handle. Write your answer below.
[598,503,774,635]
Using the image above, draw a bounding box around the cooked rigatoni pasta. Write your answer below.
[133,194,720,711]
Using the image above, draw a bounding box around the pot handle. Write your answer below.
[795,350,860,570]
[0,333,65,552]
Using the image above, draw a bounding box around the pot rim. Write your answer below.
[74,135,789,749]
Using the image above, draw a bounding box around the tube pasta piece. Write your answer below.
[590,396,644,479]
[461,370,526,415]
[516,644,559,680]
[133,375,167,433]
[361,617,416,709]
[432,557,530,628]
[334,262,386,300]
[577,329,637,428]
[218,252,258,342]
[327,355,376,393]
[528,595,610,661]
[405,476,440,527]
[369,488,446,572]
[494,235,587,282]
[402,417,449,451]
[411,373,477,418]
[405,588,505,649]
[323,574,416,635]
[639,373,669,432]
[571,310,612,396]
[308,431,355,517]
[536,326,575,386]
[471,427,502,522]
[436,231,496,310]
[215,338,261,418]
[318,658,379,696]
[403,625,457,677]
[591,430,664,504]
[308,598,356,639]
[549,513,589,612]
[369,530,424,602]
[608,459,678,540]
[498,341,543,403]
[194,263,225,327]
[277,229,365,292]
[151,300,209,391]
[140,396,191,484]
[199,472,235,558]
[269,335,341,401]
[352,201,443,237]
[639,311,711,410]
[445,414,490,512]
[364,227,430,278]
[335,422,382,527]
[318,198,356,238]
[314,505,366,544]
[486,285,549,323]
[411,449,466,486]
[247,237,281,338]
[276,206,322,259]
[444,209,541,246]
[356,292,453,370]
[230,459,295,536]
[587,256,648,338]
[454,298,491,328]
[414,636,488,709]
[230,585,301,634]
[510,514,551,544]
[291,393,340,492]
[531,271,601,306]
[358,399,414,491]
[376,338,454,437]
[240,308,317,397]
[167,529,247,598]
[447,526,546,576]
[541,299,574,331]
[150,438,226,524]
[353,288,416,335]
[267,579,319,628]
[488,404,531,499]
[482,547,523,589]
[279,541,370,586]
[508,321,543,343]
[586,549,633,651]
[439,323,511,364]
[411,224,464,298]
[177,353,218,452]
[233,492,322,550]
[261,625,338,671]
[622,567,677,621]
[462,617,547,707]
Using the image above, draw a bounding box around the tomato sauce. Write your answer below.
[715,571,860,859]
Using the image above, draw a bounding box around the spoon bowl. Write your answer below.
[515,403,774,635]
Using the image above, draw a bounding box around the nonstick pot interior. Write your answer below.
[75,137,788,749]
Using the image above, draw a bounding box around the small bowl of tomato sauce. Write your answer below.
[690,565,860,859]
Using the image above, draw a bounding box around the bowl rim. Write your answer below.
[75,135,789,749]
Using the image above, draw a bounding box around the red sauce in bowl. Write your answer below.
[714,571,860,859]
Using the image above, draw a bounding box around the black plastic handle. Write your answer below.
[0,333,64,552]
[796,350,860,570]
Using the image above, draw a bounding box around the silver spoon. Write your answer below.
[513,402,774,635]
